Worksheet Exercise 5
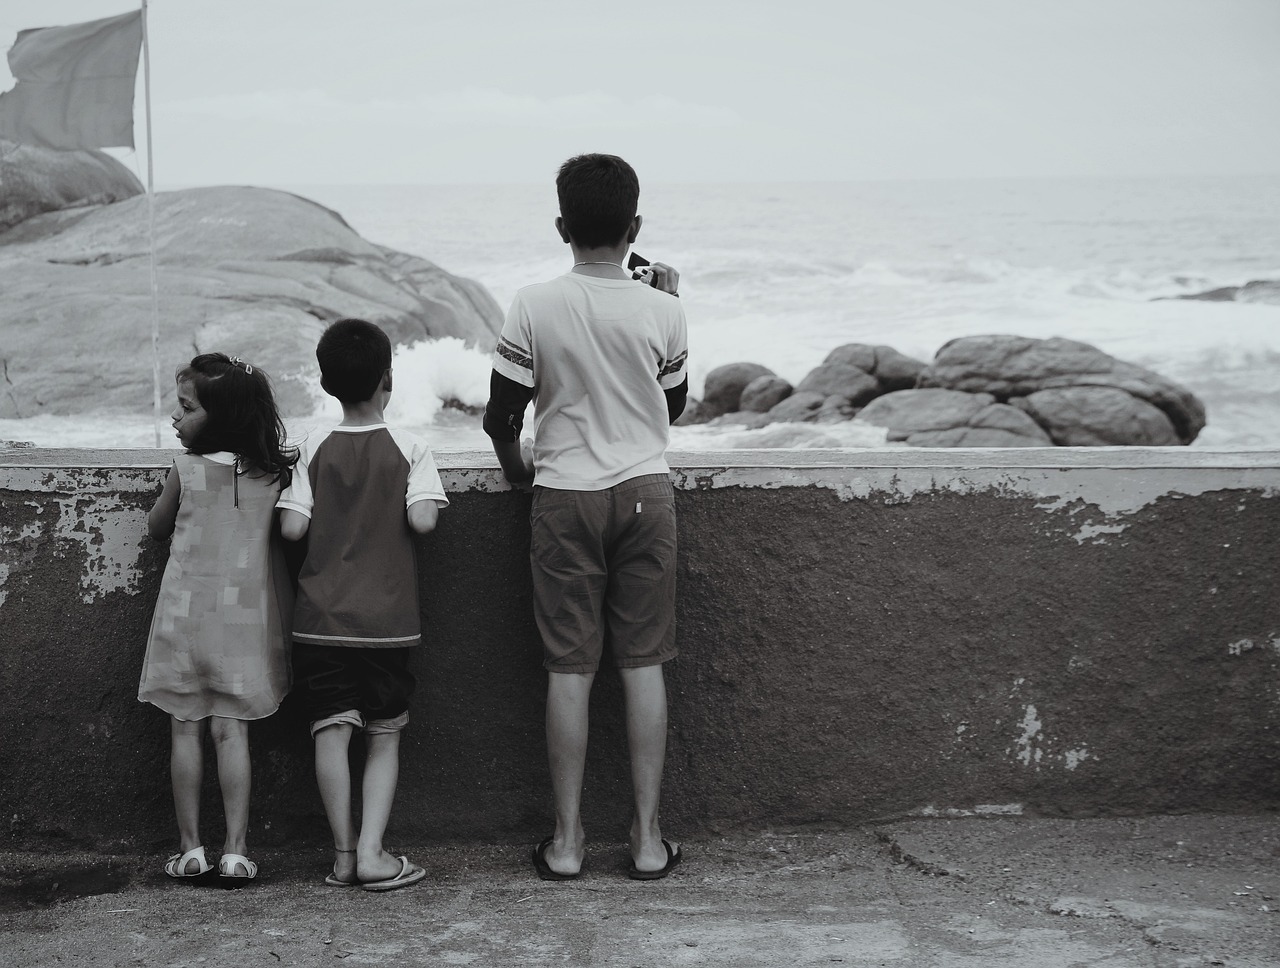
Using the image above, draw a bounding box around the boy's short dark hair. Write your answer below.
[556,153,639,249]
[316,318,392,403]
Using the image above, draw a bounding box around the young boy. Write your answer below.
[484,153,689,881]
[278,317,448,892]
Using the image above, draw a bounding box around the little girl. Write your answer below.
[138,353,297,886]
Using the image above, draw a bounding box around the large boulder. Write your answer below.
[765,390,825,423]
[739,375,793,413]
[702,362,775,418]
[855,388,1052,447]
[824,343,926,392]
[0,185,503,417]
[0,140,143,233]
[919,335,1205,444]
[796,362,880,406]
[857,388,991,439]
[1012,387,1180,446]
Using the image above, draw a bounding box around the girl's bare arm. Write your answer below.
[148,466,181,539]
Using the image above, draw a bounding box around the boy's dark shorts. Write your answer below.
[530,474,677,674]
[293,643,415,736]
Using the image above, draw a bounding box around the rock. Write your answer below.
[1168,286,1239,302]
[857,390,1051,447]
[702,362,775,417]
[869,345,928,391]
[906,404,1053,447]
[1012,387,1180,446]
[674,396,714,426]
[824,343,926,392]
[856,388,995,441]
[1164,279,1280,305]
[796,362,880,406]
[814,394,859,424]
[765,391,825,423]
[711,411,772,430]
[823,344,878,372]
[739,375,793,412]
[920,335,1205,444]
[0,139,143,233]
[0,185,503,418]
[1238,280,1280,305]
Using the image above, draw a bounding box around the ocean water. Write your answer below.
[4,175,1279,451]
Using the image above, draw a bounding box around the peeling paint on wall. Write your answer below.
[912,803,1025,818]
[0,467,154,605]
[1064,748,1092,771]
[1012,704,1045,767]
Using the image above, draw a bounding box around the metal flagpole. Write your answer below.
[141,0,162,447]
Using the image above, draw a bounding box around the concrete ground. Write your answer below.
[1,815,1276,967]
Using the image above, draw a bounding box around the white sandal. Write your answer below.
[164,846,213,880]
[218,852,258,885]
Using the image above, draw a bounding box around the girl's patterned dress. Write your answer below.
[138,452,291,721]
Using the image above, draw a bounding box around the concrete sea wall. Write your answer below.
[1,448,1278,852]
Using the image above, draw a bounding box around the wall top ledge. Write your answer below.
[2,446,1279,473]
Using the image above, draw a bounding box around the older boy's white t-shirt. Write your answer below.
[492,272,688,491]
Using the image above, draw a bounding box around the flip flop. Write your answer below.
[627,839,682,881]
[218,852,258,888]
[531,837,580,881]
[164,846,215,882]
[361,855,426,892]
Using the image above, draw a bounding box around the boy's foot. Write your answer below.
[361,855,426,892]
[627,839,681,880]
[531,837,581,881]
[325,847,358,887]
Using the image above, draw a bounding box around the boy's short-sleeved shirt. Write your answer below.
[492,272,688,491]
[277,424,448,648]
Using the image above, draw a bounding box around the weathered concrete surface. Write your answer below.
[1,816,1276,967]
[1,449,1278,853]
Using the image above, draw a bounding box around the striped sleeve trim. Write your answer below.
[658,349,688,379]
[496,336,533,371]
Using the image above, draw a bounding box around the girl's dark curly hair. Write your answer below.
[177,353,298,487]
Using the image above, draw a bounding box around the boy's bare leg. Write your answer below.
[209,716,251,857]
[314,723,358,882]
[544,670,594,875]
[170,717,206,857]
[355,731,408,882]
[619,664,676,872]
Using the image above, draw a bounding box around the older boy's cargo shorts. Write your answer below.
[294,643,415,735]
[530,474,677,674]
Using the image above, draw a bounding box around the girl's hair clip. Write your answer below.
[229,356,254,376]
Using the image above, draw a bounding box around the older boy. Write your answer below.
[279,318,448,891]
[484,153,688,880]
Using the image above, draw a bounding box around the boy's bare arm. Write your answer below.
[407,499,440,534]
[147,465,181,540]
[279,508,310,541]
[492,437,535,485]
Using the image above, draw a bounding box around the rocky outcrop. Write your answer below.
[918,335,1204,444]
[0,140,143,233]
[689,335,1204,448]
[0,184,503,417]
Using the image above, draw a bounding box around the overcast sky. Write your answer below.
[3,0,1279,186]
